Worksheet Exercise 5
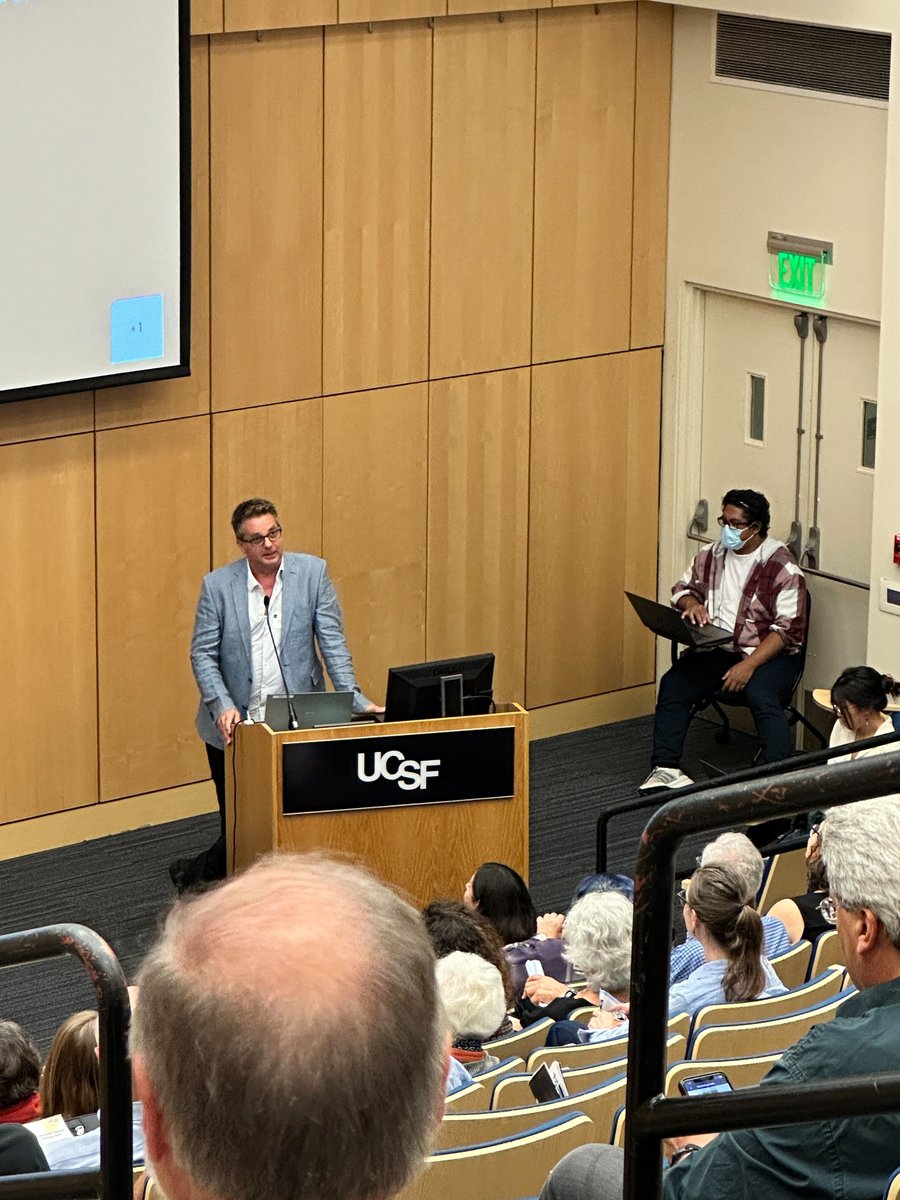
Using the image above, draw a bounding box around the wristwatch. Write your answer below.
[669,1144,702,1166]
[563,988,577,999]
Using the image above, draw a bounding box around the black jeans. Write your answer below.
[651,648,798,768]
[173,744,227,885]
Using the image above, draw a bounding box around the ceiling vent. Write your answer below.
[715,14,890,103]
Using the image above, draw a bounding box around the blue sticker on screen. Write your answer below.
[110,294,164,365]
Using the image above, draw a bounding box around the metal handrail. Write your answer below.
[0,925,132,1200]
[623,748,900,1200]
[596,728,900,871]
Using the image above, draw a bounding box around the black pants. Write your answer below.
[651,649,798,768]
[175,744,227,885]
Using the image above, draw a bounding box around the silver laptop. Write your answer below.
[263,691,354,731]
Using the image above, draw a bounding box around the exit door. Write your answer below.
[692,291,879,691]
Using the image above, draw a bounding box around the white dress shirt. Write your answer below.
[246,561,285,720]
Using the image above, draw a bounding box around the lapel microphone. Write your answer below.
[264,593,299,731]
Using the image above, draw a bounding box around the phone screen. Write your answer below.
[678,1071,733,1096]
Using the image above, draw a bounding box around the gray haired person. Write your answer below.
[540,796,900,1200]
[131,854,446,1200]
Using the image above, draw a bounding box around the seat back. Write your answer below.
[688,989,854,1059]
[527,1012,689,1073]
[808,929,845,979]
[691,965,844,1033]
[883,1164,900,1200]
[444,1080,487,1113]
[757,849,808,913]
[611,1105,627,1147]
[484,1018,554,1062]
[665,1053,782,1096]
[492,1035,687,1110]
[399,1113,596,1200]
[768,939,812,989]
[433,1075,626,1151]
[469,1056,526,1090]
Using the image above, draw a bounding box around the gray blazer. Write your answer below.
[190,552,371,748]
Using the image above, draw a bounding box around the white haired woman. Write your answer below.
[435,952,508,1078]
[517,891,633,1027]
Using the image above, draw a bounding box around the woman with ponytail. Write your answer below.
[668,864,786,1012]
[549,864,785,1047]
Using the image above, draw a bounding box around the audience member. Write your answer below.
[131,854,446,1200]
[464,862,567,990]
[671,832,791,983]
[766,822,832,945]
[550,864,785,1048]
[569,872,635,908]
[540,796,900,1200]
[31,989,144,1172]
[820,666,900,758]
[39,1010,100,1122]
[422,899,516,1013]
[519,891,633,1025]
[0,1021,41,1124]
[435,952,507,1078]
[0,1125,48,1175]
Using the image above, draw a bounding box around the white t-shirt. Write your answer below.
[714,547,763,636]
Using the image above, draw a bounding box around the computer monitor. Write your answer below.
[384,653,495,722]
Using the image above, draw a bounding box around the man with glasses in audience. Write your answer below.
[170,497,377,891]
[541,796,900,1200]
[641,488,806,792]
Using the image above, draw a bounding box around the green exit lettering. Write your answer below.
[778,251,817,296]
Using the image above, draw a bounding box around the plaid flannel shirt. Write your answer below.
[672,538,807,654]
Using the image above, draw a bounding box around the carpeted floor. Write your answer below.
[0,712,757,1048]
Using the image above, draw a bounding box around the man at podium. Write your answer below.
[169,497,377,891]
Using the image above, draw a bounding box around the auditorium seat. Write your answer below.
[491,1035,686,1111]
[690,965,845,1035]
[688,988,855,1060]
[664,1052,782,1095]
[526,1013,690,1074]
[433,1075,626,1150]
[444,1080,487,1113]
[768,939,812,989]
[484,1017,554,1061]
[807,929,845,980]
[758,847,809,913]
[398,1112,595,1200]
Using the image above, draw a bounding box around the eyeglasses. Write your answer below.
[239,524,283,547]
[817,895,838,925]
[810,823,821,837]
[717,516,752,530]
[677,888,689,906]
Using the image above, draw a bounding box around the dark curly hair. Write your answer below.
[721,488,770,537]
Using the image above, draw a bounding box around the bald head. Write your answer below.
[131,855,445,1200]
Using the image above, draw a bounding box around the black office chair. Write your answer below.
[675,590,825,766]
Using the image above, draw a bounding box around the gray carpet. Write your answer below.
[0,713,757,1049]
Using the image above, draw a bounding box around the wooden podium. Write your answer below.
[226,703,528,907]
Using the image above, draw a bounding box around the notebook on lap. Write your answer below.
[625,592,734,649]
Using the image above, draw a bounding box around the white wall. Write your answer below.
[662,0,900,681]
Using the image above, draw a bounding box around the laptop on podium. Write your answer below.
[625,591,734,649]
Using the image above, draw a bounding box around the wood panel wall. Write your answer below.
[0,2,671,831]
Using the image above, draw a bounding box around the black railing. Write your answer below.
[623,746,900,1200]
[596,728,900,871]
[0,925,132,1200]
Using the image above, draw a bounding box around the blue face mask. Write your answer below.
[720,524,745,551]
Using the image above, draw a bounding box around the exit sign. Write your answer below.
[767,232,833,303]
[776,252,820,298]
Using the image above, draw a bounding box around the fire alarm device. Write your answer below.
[893,535,900,567]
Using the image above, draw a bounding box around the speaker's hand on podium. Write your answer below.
[217,707,242,745]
